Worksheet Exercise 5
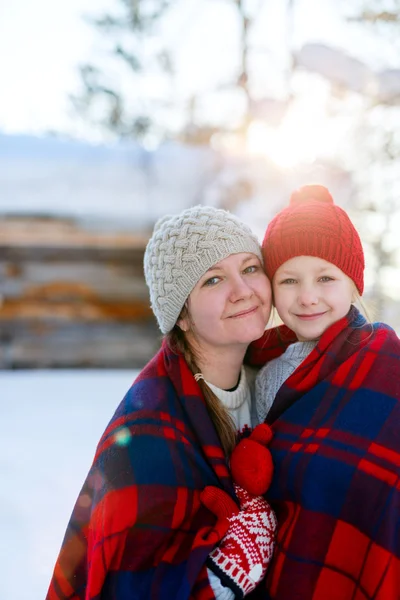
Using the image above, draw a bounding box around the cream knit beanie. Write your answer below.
[144,205,262,333]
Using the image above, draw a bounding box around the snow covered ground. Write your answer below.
[1,369,138,600]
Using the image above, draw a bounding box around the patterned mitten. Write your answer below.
[202,483,277,598]
[230,423,274,496]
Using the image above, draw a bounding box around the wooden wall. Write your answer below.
[0,217,161,368]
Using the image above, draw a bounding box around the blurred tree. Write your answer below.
[71,0,174,142]
[348,122,399,317]
[72,0,270,147]
[180,0,256,145]
[348,0,400,31]
[344,1,400,317]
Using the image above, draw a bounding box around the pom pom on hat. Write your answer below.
[262,184,365,294]
[289,184,334,206]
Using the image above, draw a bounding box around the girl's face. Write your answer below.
[273,255,355,341]
[178,252,272,353]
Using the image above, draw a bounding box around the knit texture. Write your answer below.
[246,306,400,599]
[205,484,277,599]
[255,340,317,424]
[262,184,365,294]
[206,367,254,437]
[144,205,262,333]
[207,574,234,600]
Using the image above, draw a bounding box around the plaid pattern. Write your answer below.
[247,306,400,599]
[46,341,236,600]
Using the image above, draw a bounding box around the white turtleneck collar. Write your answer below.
[203,367,253,434]
[205,366,248,410]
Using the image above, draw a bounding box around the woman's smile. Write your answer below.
[227,305,259,319]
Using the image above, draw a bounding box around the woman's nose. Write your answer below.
[229,275,253,301]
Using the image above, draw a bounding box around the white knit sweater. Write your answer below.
[255,340,317,424]
[205,366,257,435]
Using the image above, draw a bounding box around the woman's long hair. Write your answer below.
[165,324,237,457]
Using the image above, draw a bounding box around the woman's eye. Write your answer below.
[319,276,334,282]
[280,278,296,284]
[243,265,259,274]
[203,276,220,287]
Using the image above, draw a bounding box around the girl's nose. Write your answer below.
[298,287,318,306]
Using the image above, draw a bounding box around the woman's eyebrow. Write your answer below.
[205,254,257,274]
[241,255,256,264]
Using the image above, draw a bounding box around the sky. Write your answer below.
[0,0,113,134]
[0,0,397,138]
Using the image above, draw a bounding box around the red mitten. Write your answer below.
[230,424,274,496]
[193,487,238,549]
[203,483,276,598]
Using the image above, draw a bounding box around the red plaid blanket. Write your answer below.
[247,307,400,599]
[46,341,236,600]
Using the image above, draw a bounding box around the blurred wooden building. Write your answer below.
[0,216,160,368]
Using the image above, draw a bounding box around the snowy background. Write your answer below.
[0,133,220,230]
[1,370,138,600]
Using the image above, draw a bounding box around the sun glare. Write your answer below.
[246,97,343,168]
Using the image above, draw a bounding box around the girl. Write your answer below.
[46,205,276,600]
[249,185,400,599]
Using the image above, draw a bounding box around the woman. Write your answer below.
[46,205,276,600]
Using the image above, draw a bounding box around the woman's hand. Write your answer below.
[201,483,277,598]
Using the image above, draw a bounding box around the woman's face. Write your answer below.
[178,252,272,353]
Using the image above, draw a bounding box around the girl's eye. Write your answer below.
[243,265,259,274]
[319,276,334,282]
[280,278,296,284]
[203,276,220,287]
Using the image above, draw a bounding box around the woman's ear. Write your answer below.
[177,317,189,332]
[177,302,190,332]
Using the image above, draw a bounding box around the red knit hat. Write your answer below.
[262,184,365,294]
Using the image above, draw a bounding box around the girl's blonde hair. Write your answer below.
[165,319,237,458]
[353,289,373,322]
